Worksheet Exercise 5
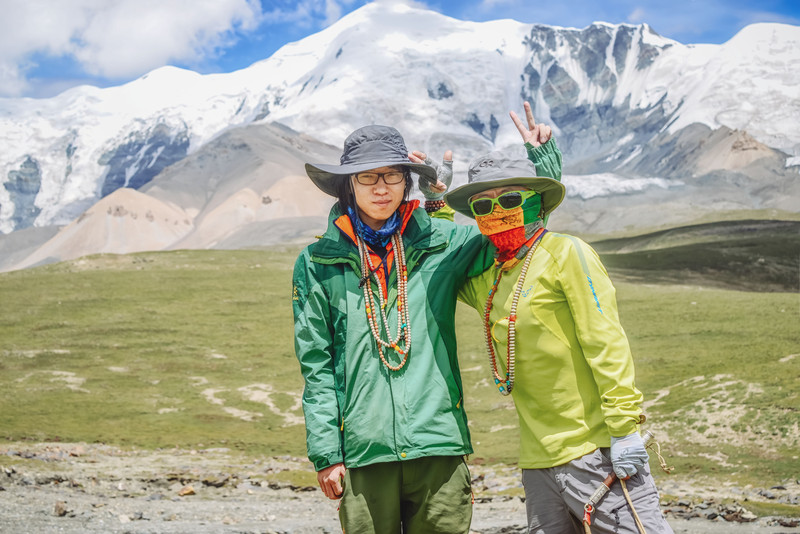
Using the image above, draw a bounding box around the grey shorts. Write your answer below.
[522,448,673,534]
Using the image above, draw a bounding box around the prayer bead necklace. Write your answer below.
[357,232,411,371]
[483,229,546,395]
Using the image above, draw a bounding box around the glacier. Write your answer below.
[0,2,798,235]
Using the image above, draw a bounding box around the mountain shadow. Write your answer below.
[593,220,800,292]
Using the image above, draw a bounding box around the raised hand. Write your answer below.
[510,101,552,147]
[409,150,453,200]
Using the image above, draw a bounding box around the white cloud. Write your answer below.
[373,0,431,8]
[0,62,29,96]
[262,0,344,25]
[627,7,647,24]
[0,0,261,97]
[262,0,430,28]
[325,0,344,25]
[477,0,520,9]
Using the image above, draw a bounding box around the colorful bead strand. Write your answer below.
[357,232,411,371]
[482,229,546,395]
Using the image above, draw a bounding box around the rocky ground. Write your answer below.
[0,443,797,534]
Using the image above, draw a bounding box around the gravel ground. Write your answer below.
[1,443,797,534]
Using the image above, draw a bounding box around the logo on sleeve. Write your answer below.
[586,276,603,314]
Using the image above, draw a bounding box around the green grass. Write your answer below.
[0,249,306,455]
[737,500,800,519]
[613,284,799,483]
[1,242,798,497]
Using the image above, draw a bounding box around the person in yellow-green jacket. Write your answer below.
[442,132,674,533]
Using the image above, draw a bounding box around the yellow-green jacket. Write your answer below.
[459,232,643,469]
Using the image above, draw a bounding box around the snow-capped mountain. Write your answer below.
[0,3,798,246]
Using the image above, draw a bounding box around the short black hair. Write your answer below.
[335,169,414,214]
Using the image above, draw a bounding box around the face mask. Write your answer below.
[475,193,542,261]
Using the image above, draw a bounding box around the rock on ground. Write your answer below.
[0,443,797,534]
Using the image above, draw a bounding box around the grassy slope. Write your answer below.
[1,223,798,495]
[0,249,306,456]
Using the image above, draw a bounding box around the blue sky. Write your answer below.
[2,0,798,99]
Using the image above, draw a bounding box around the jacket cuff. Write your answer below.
[313,451,345,472]
[429,204,455,222]
[605,416,641,438]
[525,137,558,163]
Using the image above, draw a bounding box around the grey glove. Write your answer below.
[610,431,649,479]
[418,155,453,200]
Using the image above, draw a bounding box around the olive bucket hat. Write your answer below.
[305,125,438,196]
[445,152,566,219]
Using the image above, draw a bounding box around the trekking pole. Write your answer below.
[582,430,656,534]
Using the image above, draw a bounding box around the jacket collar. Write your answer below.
[311,200,448,262]
[333,200,417,248]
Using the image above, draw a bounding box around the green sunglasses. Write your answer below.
[469,190,537,217]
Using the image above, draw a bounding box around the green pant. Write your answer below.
[339,455,472,534]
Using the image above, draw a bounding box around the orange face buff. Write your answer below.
[473,192,542,262]
[475,206,525,235]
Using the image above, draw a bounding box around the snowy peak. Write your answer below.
[724,22,800,51]
[0,3,798,238]
[520,22,678,114]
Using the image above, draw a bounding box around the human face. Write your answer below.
[351,166,406,230]
[469,186,532,216]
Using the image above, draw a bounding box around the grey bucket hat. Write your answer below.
[445,152,566,219]
[305,125,438,197]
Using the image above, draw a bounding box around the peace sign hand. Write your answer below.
[510,101,552,147]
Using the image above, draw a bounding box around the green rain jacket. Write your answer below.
[292,202,493,471]
[459,232,644,469]
[292,140,563,472]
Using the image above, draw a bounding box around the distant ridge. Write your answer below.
[594,220,800,292]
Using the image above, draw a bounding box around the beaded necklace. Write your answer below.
[483,228,546,395]
[356,232,411,371]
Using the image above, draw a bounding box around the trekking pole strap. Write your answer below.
[582,429,660,534]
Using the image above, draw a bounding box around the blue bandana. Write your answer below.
[347,206,402,247]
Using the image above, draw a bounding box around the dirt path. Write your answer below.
[1,443,797,534]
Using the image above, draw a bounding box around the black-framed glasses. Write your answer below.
[469,190,536,217]
[353,171,406,185]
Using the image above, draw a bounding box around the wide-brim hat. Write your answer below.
[445,152,566,219]
[306,125,438,197]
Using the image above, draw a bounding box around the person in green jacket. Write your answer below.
[292,121,561,533]
[444,149,674,534]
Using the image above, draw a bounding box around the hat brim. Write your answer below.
[445,176,566,219]
[306,161,438,197]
